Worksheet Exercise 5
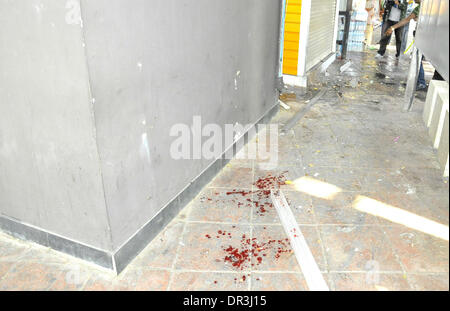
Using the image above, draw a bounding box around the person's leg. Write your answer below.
[394,26,403,57]
[381,19,388,34]
[377,21,393,55]
[381,12,388,34]
[417,56,426,88]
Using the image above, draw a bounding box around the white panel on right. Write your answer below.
[416,0,449,82]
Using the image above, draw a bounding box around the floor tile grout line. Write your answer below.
[205,185,428,194]
[206,186,253,190]
[327,270,410,274]
[178,220,417,227]
[307,191,333,277]
[44,269,66,291]
[169,268,320,274]
[305,189,323,247]
[166,207,191,291]
[135,266,449,275]
[378,225,414,290]
[77,271,94,291]
[314,224,330,275]
[248,159,255,291]
[0,260,21,288]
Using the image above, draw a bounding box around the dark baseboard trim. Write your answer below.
[0,215,114,270]
[0,103,279,274]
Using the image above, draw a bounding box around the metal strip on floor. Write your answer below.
[271,190,329,291]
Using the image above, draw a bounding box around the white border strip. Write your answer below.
[282,74,307,87]
[271,190,329,291]
[297,0,311,78]
[332,0,341,53]
[278,0,287,77]
[320,53,337,73]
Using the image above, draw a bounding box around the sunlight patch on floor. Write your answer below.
[353,195,449,241]
[289,176,342,200]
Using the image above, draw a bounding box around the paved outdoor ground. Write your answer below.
[0,49,448,291]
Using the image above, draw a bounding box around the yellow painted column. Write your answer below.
[282,0,302,76]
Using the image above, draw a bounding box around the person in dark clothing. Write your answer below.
[376,0,408,58]
[385,1,428,90]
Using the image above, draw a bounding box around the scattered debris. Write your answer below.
[350,78,359,88]
[281,89,328,133]
[279,99,291,110]
[400,232,415,239]
[337,226,355,233]
[406,185,416,195]
[340,61,353,73]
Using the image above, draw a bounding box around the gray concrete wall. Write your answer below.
[0,0,112,251]
[0,0,280,255]
[80,0,281,249]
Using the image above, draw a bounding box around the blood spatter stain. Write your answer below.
[253,173,288,216]
[203,173,291,276]
[218,230,227,236]
[223,246,250,269]
[226,190,252,196]
[205,234,211,239]
[220,173,289,215]
[254,172,288,190]
[214,229,292,272]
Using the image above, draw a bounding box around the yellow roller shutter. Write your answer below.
[282,0,302,76]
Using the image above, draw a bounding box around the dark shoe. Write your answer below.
[417,84,428,92]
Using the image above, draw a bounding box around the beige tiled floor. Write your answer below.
[0,51,448,291]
